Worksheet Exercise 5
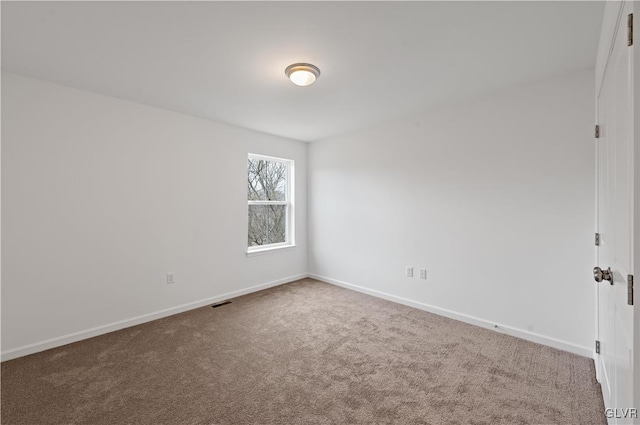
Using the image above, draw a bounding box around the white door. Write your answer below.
[595,2,635,423]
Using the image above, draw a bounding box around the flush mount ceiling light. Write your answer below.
[285,63,320,87]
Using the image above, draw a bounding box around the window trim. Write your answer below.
[246,153,295,255]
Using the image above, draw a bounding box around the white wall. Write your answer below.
[308,69,595,356]
[1,73,307,359]
[2,69,596,360]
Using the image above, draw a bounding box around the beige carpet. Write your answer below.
[1,278,605,425]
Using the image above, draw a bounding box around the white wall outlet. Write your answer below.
[167,272,176,285]
[420,269,427,280]
[406,266,414,277]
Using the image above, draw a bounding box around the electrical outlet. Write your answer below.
[167,272,176,285]
[420,269,427,280]
[406,267,414,278]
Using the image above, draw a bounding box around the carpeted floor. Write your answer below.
[1,278,605,425]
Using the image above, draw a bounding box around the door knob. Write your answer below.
[594,266,613,284]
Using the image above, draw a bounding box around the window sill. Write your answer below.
[246,244,296,257]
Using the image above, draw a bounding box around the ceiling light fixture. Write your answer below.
[285,63,320,87]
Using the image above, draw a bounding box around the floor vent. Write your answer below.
[211,301,232,308]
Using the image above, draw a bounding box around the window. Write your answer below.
[247,154,294,254]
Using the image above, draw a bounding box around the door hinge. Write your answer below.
[595,124,600,139]
[595,233,600,246]
[629,14,634,46]
[595,340,601,354]
[628,275,634,305]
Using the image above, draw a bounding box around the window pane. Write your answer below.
[248,158,266,201]
[248,158,287,202]
[248,205,287,247]
[266,161,287,201]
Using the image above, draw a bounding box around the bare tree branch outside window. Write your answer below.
[248,157,289,248]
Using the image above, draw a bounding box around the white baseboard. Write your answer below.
[309,273,593,358]
[1,273,307,362]
[3,273,593,361]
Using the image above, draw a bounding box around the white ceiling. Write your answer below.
[2,1,604,142]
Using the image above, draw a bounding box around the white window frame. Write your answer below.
[247,153,295,256]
